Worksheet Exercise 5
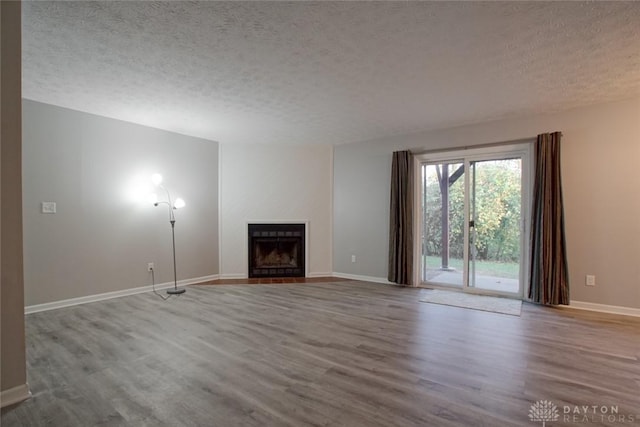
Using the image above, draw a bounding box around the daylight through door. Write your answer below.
[418,146,529,297]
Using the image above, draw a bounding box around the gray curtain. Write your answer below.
[529,132,569,305]
[388,150,414,285]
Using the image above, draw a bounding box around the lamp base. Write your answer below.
[167,288,186,295]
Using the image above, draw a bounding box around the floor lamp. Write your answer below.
[150,173,186,295]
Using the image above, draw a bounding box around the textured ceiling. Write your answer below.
[22,1,640,145]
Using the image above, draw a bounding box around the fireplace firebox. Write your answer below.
[248,223,305,278]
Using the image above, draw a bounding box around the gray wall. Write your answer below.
[1,0,28,398]
[23,100,219,306]
[333,97,640,309]
[333,144,393,279]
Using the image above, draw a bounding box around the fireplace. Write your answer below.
[248,223,305,278]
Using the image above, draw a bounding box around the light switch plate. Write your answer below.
[41,202,56,214]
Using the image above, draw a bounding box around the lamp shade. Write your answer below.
[174,198,186,209]
[151,173,163,186]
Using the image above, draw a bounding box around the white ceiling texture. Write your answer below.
[22,1,640,146]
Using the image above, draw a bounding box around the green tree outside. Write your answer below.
[422,159,521,265]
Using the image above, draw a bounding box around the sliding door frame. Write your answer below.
[413,142,533,298]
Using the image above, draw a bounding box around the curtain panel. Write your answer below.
[529,132,570,305]
[388,150,414,286]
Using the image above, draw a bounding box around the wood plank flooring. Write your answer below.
[2,281,639,426]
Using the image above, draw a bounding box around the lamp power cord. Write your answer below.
[150,267,172,301]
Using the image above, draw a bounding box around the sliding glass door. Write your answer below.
[417,146,529,297]
[421,161,466,287]
[468,158,522,294]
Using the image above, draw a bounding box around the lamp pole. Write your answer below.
[166,216,184,294]
[154,181,185,295]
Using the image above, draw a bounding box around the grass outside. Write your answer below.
[423,255,518,279]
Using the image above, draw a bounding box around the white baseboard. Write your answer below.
[0,383,31,408]
[567,300,640,318]
[307,272,334,278]
[332,272,395,285]
[25,274,219,314]
[218,273,246,280]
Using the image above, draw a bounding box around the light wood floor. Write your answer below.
[2,281,639,426]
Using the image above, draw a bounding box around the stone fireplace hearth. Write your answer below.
[248,223,305,278]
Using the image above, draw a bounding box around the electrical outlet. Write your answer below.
[41,201,56,214]
[585,275,595,286]
[147,262,154,272]
[351,255,356,263]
